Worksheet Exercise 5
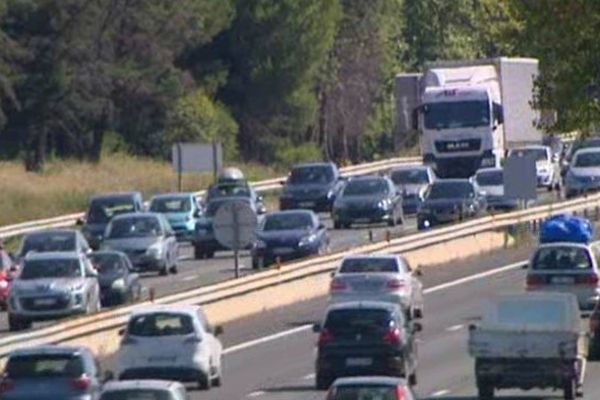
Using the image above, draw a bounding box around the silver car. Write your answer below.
[16,229,92,263]
[8,252,101,331]
[100,380,188,400]
[508,145,560,190]
[102,213,178,276]
[389,165,435,214]
[329,254,424,319]
[564,147,600,199]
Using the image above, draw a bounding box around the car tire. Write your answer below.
[315,372,332,390]
[564,377,576,400]
[414,308,423,319]
[194,246,204,260]
[8,314,29,332]
[199,372,212,390]
[213,357,223,387]
[169,263,178,274]
[409,370,417,386]
[333,221,342,230]
[206,251,215,259]
[159,264,168,276]
[478,384,494,400]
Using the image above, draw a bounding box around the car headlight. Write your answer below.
[147,243,163,258]
[299,234,317,247]
[255,240,267,249]
[377,199,391,209]
[111,278,125,290]
[326,189,336,199]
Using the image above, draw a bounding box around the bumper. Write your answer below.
[486,197,519,211]
[527,286,599,310]
[402,199,421,215]
[317,351,407,379]
[100,287,127,305]
[2,395,93,400]
[565,182,600,198]
[428,152,494,179]
[120,366,207,382]
[333,208,393,225]
[252,245,318,265]
[330,293,411,310]
[475,358,578,390]
[9,301,87,321]
[417,211,460,229]
[129,255,165,272]
[279,196,333,212]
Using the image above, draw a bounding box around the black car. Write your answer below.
[417,179,486,230]
[251,210,329,269]
[332,176,403,229]
[77,192,145,250]
[279,162,345,212]
[313,301,420,390]
[89,251,142,306]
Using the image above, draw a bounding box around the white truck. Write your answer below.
[395,57,543,178]
[468,292,586,400]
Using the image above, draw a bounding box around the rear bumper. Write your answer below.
[120,366,207,382]
[316,352,407,379]
[526,286,600,310]
[252,246,317,265]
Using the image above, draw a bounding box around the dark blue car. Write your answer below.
[251,210,329,269]
[279,162,345,212]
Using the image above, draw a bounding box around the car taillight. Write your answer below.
[318,329,334,345]
[0,378,15,394]
[386,279,405,290]
[71,375,91,391]
[576,274,599,286]
[526,274,544,289]
[395,385,407,400]
[383,327,402,345]
[330,279,348,292]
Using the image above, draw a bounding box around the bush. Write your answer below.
[272,140,323,168]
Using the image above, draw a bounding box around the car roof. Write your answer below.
[130,304,201,318]
[342,254,399,261]
[348,175,387,181]
[265,209,315,217]
[432,178,471,184]
[9,345,89,358]
[89,250,127,257]
[111,212,162,221]
[292,162,335,169]
[390,165,430,172]
[151,193,194,200]
[326,300,401,313]
[102,380,183,391]
[513,144,549,150]
[24,251,81,261]
[333,376,408,386]
[26,229,77,237]
[90,192,141,201]
[573,147,600,156]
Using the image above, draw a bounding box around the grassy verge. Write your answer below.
[0,154,282,227]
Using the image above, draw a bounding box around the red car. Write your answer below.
[0,248,16,311]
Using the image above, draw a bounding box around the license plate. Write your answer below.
[148,356,177,363]
[552,276,575,284]
[273,247,294,255]
[354,218,371,224]
[346,357,372,367]
[299,201,315,207]
[34,298,56,306]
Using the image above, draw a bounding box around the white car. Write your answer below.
[116,305,224,389]
[329,254,424,319]
[100,380,188,400]
[508,145,560,190]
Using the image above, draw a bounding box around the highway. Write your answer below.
[167,242,599,400]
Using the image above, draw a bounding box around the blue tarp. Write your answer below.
[539,214,594,244]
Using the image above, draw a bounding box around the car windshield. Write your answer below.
[340,258,399,273]
[426,182,473,199]
[509,148,548,161]
[128,313,195,337]
[574,152,600,167]
[391,169,429,185]
[100,390,173,400]
[263,213,313,231]
[325,309,397,338]
[205,199,252,217]
[476,171,503,186]
[289,166,334,184]
[20,259,81,280]
[332,386,399,400]
[343,179,389,196]
[150,197,192,213]
[207,183,251,201]
[423,100,490,130]
[107,217,162,239]
[89,254,125,275]
[532,246,592,270]
[6,354,84,379]
[87,198,136,224]
[20,232,76,257]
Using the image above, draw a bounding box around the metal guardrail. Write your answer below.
[0,157,421,240]
[1,191,600,358]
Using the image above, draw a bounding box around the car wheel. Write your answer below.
[388,213,397,227]
[563,377,576,400]
[205,251,215,259]
[413,308,423,319]
[194,246,204,260]
[409,369,418,386]
[169,262,178,274]
[8,314,29,331]
[159,264,168,276]
[199,372,212,390]
[478,384,494,400]
[213,357,223,387]
[315,372,332,390]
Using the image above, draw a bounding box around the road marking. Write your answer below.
[430,389,451,397]
[446,324,464,332]
[181,275,197,282]
[222,259,526,355]
[247,391,266,398]
[303,373,315,380]
[178,255,193,261]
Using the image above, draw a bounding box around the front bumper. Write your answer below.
[486,196,518,211]
[100,286,128,305]
[252,244,318,266]
[428,151,495,179]
[279,196,333,212]
[565,180,600,198]
[9,294,87,320]
[125,253,166,272]
[417,209,462,229]
[333,207,393,225]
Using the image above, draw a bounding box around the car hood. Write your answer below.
[258,230,310,244]
[421,198,469,209]
[163,212,191,224]
[569,167,600,177]
[284,183,331,195]
[102,237,161,251]
[13,278,85,294]
[337,195,386,207]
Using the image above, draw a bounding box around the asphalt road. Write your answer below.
[172,241,599,400]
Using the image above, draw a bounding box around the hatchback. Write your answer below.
[100,380,188,400]
[326,376,416,400]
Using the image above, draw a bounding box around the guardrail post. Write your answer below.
[276,257,282,270]
[368,230,373,242]
[385,230,391,243]
[584,208,589,219]
[149,288,155,303]
[596,206,599,221]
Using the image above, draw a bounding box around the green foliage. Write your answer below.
[272,139,323,169]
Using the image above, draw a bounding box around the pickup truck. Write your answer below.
[468,292,586,400]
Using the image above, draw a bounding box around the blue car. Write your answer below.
[279,162,345,212]
[149,193,203,242]
[251,210,329,269]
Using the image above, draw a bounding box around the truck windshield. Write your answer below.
[424,100,490,130]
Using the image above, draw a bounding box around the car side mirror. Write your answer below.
[312,323,321,333]
[521,262,529,270]
[412,323,422,333]
[214,325,224,336]
[76,217,85,226]
[468,324,477,332]
[103,371,114,383]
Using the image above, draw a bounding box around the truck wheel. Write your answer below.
[564,378,576,400]
[194,246,204,260]
[408,370,417,386]
[477,384,494,400]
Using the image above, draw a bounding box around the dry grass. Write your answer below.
[0,154,282,227]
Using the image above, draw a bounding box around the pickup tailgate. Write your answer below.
[469,329,581,359]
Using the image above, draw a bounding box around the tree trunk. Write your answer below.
[24,126,47,172]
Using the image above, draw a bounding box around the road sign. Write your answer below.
[171,142,222,191]
[505,153,537,201]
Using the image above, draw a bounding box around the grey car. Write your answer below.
[100,380,188,400]
[102,213,178,276]
[327,376,417,400]
[16,229,92,263]
[390,165,435,214]
[8,252,101,331]
[1,345,105,400]
[564,148,600,199]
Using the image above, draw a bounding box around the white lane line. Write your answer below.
[181,275,197,282]
[446,324,464,332]
[247,391,266,398]
[303,373,315,380]
[222,259,526,355]
[430,389,451,397]
[178,255,193,261]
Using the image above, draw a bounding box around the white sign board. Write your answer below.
[171,143,222,173]
[504,153,537,201]
[213,200,258,250]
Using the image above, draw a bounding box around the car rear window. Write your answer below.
[128,313,195,337]
[532,246,592,270]
[6,354,84,378]
[333,386,400,400]
[340,258,399,273]
[325,309,395,336]
[100,390,173,400]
